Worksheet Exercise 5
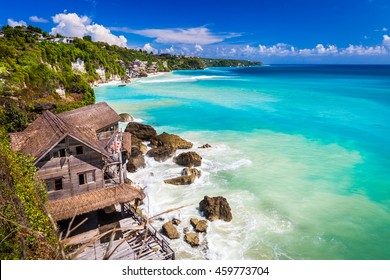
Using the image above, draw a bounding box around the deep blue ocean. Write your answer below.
[95,65,390,260]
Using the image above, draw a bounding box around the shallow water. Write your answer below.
[95,65,390,259]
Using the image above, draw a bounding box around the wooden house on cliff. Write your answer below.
[9,102,144,221]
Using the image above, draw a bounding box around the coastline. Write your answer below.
[93,72,170,87]
[94,65,390,260]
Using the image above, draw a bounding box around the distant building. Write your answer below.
[50,37,75,44]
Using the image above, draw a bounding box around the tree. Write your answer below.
[83,35,92,42]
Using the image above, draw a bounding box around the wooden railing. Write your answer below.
[124,204,175,260]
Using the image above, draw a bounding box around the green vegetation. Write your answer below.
[0,25,261,259]
[0,128,60,259]
[202,58,262,67]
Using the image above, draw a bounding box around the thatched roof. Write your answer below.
[47,184,145,221]
[58,102,121,132]
[9,102,121,162]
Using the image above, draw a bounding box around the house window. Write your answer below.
[78,170,95,185]
[53,148,66,158]
[46,178,63,192]
[76,146,84,155]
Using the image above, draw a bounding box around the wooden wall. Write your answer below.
[36,136,109,200]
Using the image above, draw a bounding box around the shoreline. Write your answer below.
[93,71,170,87]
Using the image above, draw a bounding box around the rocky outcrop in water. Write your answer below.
[162,221,180,239]
[174,152,202,167]
[198,144,212,148]
[199,196,232,222]
[184,232,199,247]
[190,218,199,228]
[164,174,196,185]
[190,217,208,232]
[119,113,134,122]
[125,122,157,141]
[146,146,176,162]
[126,147,145,172]
[195,220,208,232]
[150,132,193,149]
[181,167,202,178]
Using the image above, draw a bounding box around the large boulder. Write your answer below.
[125,122,157,141]
[190,218,207,232]
[150,132,193,149]
[162,221,180,239]
[195,220,208,233]
[164,174,196,185]
[184,232,199,247]
[190,218,199,228]
[181,167,202,178]
[174,152,202,167]
[119,113,134,122]
[126,154,145,173]
[146,146,176,162]
[199,196,233,222]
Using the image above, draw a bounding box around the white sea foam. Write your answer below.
[126,132,286,260]
[137,75,233,84]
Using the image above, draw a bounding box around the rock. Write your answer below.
[183,227,189,234]
[181,167,202,178]
[164,174,196,185]
[140,144,148,154]
[131,146,143,157]
[131,136,142,148]
[195,220,208,232]
[172,218,181,226]
[162,221,180,239]
[150,132,193,149]
[146,146,176,162]
[125,122,157,141]
[174,152,202,167]
[190,218,199,228]
[184,232,199,247]
[119,113,134,122]
[126,155,145,173]
[199,144,212,148]
[33,103,57,112]
[199,196,233,222]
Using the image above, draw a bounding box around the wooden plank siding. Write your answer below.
[36,135,115,200]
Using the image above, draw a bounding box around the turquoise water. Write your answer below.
[95,65,390,260]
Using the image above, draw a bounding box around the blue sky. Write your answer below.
[1,0,390,63]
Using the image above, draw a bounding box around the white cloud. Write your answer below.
[143,43,157,53]
[383,35,390,47]
[237,42,388,58]
[162,46,175,54]
[51,13,90,37]
[29,16,49,23]
[112,26,240,45]
[241,45,257,55]
[7,19,27,27]
[383,27,388,32]
[341,44,387,55]
[51,13,127,47]
[86,24,127,47]
[194,44,203,52]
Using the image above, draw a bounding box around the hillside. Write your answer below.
[0,25,261,134]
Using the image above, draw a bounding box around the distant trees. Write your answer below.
[83,35,92,42]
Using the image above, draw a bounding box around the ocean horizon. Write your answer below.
[95,64,390,260]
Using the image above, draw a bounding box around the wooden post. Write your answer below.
[121,203,125,217]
